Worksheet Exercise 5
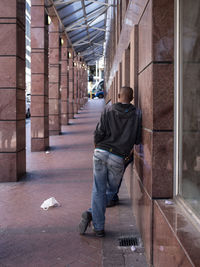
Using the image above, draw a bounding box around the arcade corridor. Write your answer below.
[0,99,147,266]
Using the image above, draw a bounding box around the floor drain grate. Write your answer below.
[118,237,139,247]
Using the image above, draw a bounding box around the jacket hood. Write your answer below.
[112,103,136,118]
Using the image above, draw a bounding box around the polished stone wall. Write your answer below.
[134,0,174,262]
[105,0,200,265]
[0,0,26,181]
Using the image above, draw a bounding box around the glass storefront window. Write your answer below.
[176,0,200,218]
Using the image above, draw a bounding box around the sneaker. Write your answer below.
[93,228,105,237]
[78,211,92,235]
[106,198,119,208]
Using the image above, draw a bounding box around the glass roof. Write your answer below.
[53,0,110,65]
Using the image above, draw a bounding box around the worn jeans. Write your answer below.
[91,149,124,230]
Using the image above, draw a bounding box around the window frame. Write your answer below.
[174,0,200,227]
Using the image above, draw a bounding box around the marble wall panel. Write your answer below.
[17,25,25,60]
[49,115,60,132]
[31,138,47,152]
[31,95,45,116]
[49,48,59,65]
[49,99,59,115]
[132,171,153,264]
[31,0,45,5]
[44,116,49,138]
[61,61,67,74]
[16,89,26,120]
[135,129,173,198]
[0,0,16,17]
[153,64,174,130]
[49,32,59,47]
[31,74,45,95]
[31,117,45,139]
[0,153,17,182]
[16,57,25,89]
[138,64,153,130]
[0,24,16,55]
[49,83,59,99]
[0,89,16,120]
[17,0,25,24]
[31,5,45,27]
[0,121,17,152]
[122,48,130,87]
[152,0,174,61]
[68,103,74,119]
[0,57,16,87]
[17,149,26,178]
[49,65,59,83]
[153,201,195,267]
[16,120,25,151]
[130,26,138,103]
[61,75,67,88]
[152,132,173,198]
[31,52,44,73]
[61,101,67,114]
[44,98,49,117]
[61,114,68,125]
[31,28,45,49]
[134,129,152,196]
[138,0,152,73]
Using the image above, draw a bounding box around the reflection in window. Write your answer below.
[179,0,200,217]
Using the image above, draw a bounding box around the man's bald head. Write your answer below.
[118,87,133,103]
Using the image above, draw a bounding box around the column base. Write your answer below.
[49,130,61,136]
[0,150,26,182]
[31,137,49,152]
[68,102,74,119]
[61,114,69,125]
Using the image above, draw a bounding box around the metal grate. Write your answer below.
[118,237,139,247]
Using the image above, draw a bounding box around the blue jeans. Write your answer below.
[91,149,124,230]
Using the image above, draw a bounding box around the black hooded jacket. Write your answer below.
[94,103,142,158]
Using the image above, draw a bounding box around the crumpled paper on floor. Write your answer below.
[40,197,60,210]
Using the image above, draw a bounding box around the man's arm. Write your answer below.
[135,109,142,145]
[94,108,107,145]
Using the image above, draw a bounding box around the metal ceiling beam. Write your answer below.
[65,5,107,31]
[59,2,92,19]
[72,28,99,45]
[54,0,81,6]
[63,5,100,26]
[85,0,110,6]
[67,24,106,32]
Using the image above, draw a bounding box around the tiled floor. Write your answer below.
[0,99,147,267]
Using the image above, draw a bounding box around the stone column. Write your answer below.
[68,48,74,119]
[83,63,87,105]
[49,16,61,135]
[60,34,68,125]
[77,57,81,110]
[0,0,26,182]
[31,0,49,151]
[73,58,78,114]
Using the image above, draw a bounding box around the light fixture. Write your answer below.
[48,16,51,25]
[68,52,72,59]
[61,38,64,46]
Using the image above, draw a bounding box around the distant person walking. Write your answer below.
[78,87,142,237]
